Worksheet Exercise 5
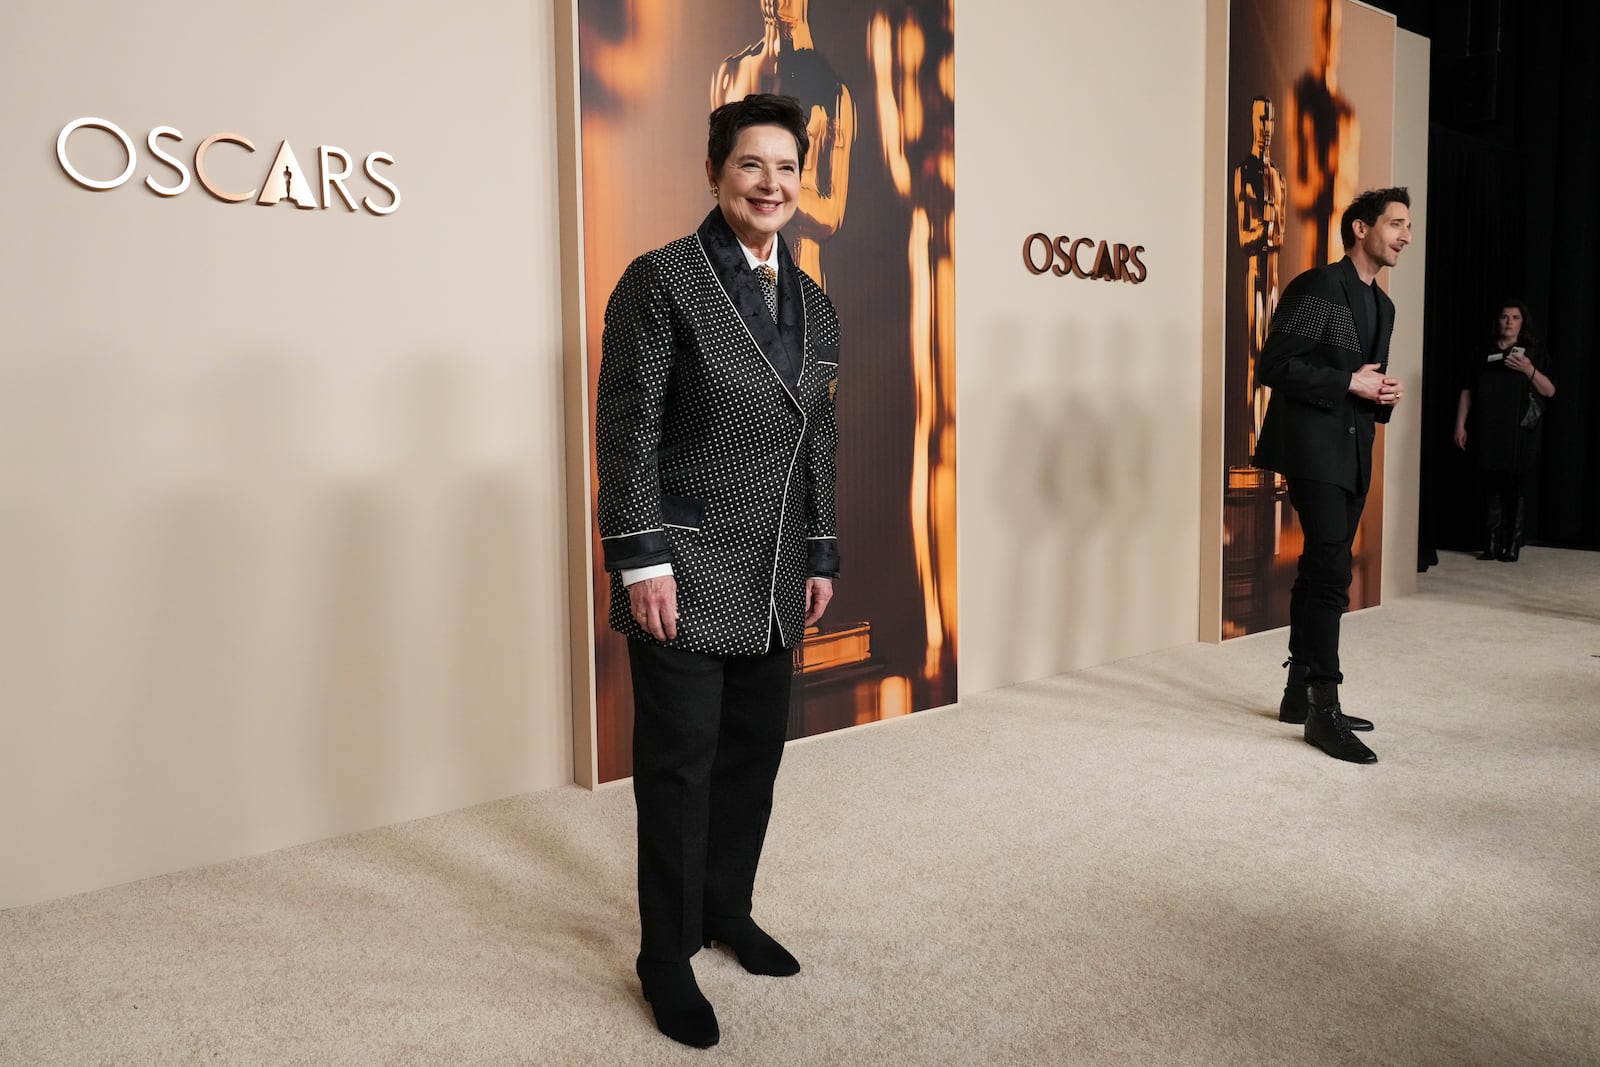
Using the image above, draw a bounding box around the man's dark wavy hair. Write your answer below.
[1340,186,1410,249]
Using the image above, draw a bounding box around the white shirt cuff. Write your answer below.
[622,563,674,587]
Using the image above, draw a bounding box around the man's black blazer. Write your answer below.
[1252,256,1394,495]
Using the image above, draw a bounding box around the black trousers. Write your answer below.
[627,632,792,964]
[1285,477,1367,686]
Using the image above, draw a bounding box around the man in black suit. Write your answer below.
[1253,187,1411,764]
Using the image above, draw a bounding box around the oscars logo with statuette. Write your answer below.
[55,117,400,215]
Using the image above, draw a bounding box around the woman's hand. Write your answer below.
[1505,350,1535,378]
[1453,425,1468,450]
[628,575,679,641]
[804,578,833,627]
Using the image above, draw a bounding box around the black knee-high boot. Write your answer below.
[1478,493,1504,561]
[1500,497,1527,561]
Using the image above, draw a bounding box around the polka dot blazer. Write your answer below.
[596,209,841,655]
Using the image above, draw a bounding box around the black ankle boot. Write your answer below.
[1304,683,1377,764]
[1500,497,1526,561]
[637,959,718,1048]
[703,915,800,977]
[1279,660,1372,730]
[1478,494,1504,560]
[1278,659,1311,723]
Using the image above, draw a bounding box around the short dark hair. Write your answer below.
[1340,186,1409,249]
[707,93,809,172]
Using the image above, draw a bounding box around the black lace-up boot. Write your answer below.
[1279,660,1372,730]
[1304,683,1377,764]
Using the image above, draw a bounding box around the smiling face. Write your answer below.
[706,124,800,258]
[1353,200,1411,270]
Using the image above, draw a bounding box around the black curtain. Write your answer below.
[1381,0,1600,562]
[1529,0,1600,547]
[1417,127,1528,559]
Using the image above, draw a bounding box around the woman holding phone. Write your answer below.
[1453,301,1556,561]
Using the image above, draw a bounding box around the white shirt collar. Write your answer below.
[738,240,779,273]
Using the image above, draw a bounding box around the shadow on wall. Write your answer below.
[972,315,1191,689]
[0,343,568,891]
[306,352,553,827]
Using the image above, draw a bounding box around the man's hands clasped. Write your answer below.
[1350,363,1404,408]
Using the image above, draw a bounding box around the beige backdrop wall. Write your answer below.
[0,0,572,911]
[957,4,1426,695]
[1381,27,1429,602]
[1,2,1427,912]
[955,1,1211,694]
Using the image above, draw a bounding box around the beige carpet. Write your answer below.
[4,548,1598,1066]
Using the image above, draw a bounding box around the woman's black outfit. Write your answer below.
[1464,341,1550,560]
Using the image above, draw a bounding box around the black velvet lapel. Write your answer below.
[696,209,802,390]
[775,238,803,349]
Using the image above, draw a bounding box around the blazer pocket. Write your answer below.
[661,494,704,532]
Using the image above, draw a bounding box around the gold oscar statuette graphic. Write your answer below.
[1223,93,1289,636]
[713,0,878,732]
[1290,0,1359,271]
[711,0,857,289]
[256,142,320,210]
[869,3,956,692]
[1233,95,1286,454]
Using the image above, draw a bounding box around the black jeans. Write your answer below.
[628,633,792,963]
[1286,477,1367,686]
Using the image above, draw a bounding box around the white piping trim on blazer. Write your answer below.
[601,527,663,540]
[694,234,809,650]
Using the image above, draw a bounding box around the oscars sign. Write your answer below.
[55,117,401,215]
[1021,232,1148,284]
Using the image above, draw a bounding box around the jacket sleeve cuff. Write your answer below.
[601,528,672,572]
[807,537,840,579]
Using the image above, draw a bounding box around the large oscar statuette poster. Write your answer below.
[1223,0,1395,639]
[578,1,957,782]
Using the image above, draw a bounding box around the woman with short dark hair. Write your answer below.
[594,93,841,1048]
